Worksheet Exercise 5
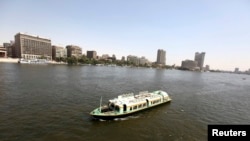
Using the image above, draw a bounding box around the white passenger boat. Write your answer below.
[18,59,48,64]
[90,90,171,120]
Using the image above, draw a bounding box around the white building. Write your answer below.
[52,46,67,60]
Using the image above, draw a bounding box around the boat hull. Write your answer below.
[90,100,171,120]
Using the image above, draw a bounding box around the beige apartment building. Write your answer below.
[52,46,67,60]
[66,45,82,58]
[181,59,198,70]
[87,51,97,59]
[14,33,52,60]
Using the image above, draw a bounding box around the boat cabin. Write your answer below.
[102,90,169,114]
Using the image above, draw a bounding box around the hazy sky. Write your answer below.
[0,0,249,71]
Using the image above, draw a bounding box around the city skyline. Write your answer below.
[0,0,250,71]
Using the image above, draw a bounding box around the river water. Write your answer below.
[0,63,250,141]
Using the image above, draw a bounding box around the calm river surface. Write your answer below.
[1,63,250,141]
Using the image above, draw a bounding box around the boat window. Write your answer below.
[143,103,146,107]
[138,104,142,108]
[130,107,132,111]
[115,105,120,112]
[109,103,115,110]
[133,105,137,110]
[123,104,127,112]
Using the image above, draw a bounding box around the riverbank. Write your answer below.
[0,58,18,63]
[0,58,68,65]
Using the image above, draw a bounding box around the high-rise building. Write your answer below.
[87,51,97,59]
[156,49,166,65]
[194,52,205,70]
[66,45,82,58]
[14,32,52,60]
[235,68,239,73]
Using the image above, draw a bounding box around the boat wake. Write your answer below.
[114,117,129,121]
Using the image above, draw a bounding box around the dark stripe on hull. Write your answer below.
[91,101,171,120]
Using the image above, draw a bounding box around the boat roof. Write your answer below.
[109,90,169,107]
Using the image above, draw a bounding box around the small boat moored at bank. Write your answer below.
[90,90,171,120]
[18,58,48,64]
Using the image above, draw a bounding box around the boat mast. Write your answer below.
[99,96,102,112]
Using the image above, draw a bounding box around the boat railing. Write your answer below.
[139,91,148,94]
[135,93,151,99]
[129,98,146,103]
[118,93,134,99]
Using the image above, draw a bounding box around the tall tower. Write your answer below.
[156,49,166,65]
[194,52,205,70]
